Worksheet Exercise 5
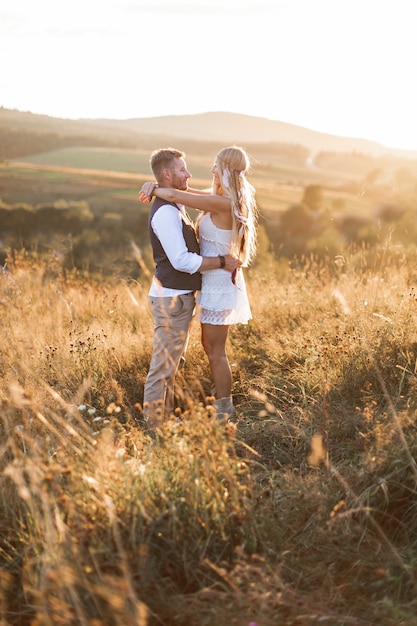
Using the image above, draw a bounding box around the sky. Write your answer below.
[1,0,416,152]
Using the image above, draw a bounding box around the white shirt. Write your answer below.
[149,203,203,297]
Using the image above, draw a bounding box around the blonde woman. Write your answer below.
[140,146,258,419]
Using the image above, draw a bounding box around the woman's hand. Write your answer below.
[138,182,158,203]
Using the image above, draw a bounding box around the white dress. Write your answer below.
[196,213,252,325]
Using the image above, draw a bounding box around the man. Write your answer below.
[139,148,239,428]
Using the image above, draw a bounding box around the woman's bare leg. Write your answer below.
[201,323,231,398]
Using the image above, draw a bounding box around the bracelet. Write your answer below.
[218,255,226,269]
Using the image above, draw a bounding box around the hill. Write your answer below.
[2,107,417,161]
[94,110,417,159]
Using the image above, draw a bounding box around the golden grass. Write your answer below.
[1,246,417,625]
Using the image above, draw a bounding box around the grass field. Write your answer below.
[1,244,417,625]
[15,147,153,175]
[1,142,417,623]
[4,143,381,219]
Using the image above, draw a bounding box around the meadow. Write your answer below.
[1,144,417,625]
[2,243,417,626]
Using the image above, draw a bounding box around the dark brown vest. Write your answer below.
[148,198,202,290]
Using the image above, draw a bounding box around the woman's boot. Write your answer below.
[214,396,235,421]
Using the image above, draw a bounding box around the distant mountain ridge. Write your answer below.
[95,111,415,158]
[2,107,417,160]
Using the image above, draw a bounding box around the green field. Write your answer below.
[12,144,362,183]
[7,144,380,217]
[14,146,152,175]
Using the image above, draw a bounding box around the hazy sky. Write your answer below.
[1,0,416,151]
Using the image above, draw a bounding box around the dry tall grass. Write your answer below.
[1,245,417,625]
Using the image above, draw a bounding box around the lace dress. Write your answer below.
[196,213,252,325]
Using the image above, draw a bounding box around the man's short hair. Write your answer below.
[150,148,185,182]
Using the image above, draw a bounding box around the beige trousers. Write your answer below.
[143,293,195,422]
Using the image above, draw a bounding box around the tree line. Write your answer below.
[0,128,139,161]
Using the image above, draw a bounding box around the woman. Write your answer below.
[140,146,258,419]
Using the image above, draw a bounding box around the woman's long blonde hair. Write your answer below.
[212,146,258,266]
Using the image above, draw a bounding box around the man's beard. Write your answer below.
[172,176,188,191]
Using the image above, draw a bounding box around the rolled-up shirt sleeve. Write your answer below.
[151,204,203,274]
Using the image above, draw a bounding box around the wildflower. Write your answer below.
[334,254,346,268]
[308,433,328,468]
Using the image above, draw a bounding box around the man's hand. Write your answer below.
[223,254,242,272]
[199,254,242,273]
